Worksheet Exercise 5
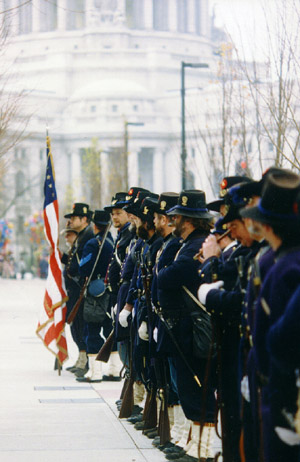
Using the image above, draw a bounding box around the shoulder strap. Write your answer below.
[182,285,209,314]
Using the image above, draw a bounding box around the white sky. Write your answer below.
[211,0,269,60]
[211,0,297,62]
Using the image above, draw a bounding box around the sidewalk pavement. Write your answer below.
[0,279,167,462]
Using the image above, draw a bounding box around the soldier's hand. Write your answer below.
[119,307,132,328]
[198,280,224,304]
[138,321,149,341]
[202,235,221,260]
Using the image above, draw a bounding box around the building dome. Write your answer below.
[70,78,150,102]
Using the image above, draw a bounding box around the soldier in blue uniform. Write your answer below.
[119,193,162,391]
[146,193,185,450]
[198,184,260,462]
[61,202,94,376]
[157,190,216,462]
[240,170,300,462]
[113,187,150,411]
[76,210,114,382]
[103,192,135,380]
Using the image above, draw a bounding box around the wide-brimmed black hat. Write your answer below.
[124,191,156,216]
[104,192,128,212]
[240,171,300,225]
[207,176,252,212]
[146,192,179,215]
[92,210,111,227]
[167,190,212,219]
[64,203,91,219]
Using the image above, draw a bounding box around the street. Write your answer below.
[0,278,167,462]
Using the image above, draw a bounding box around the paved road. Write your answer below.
[0,278,167,462]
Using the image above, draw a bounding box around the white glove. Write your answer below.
[241,375,250,402]
[198,280,224,305]
[153,327,158,343]
[119,308,131,328]
[275,427,300,446]
[138,321,149,341]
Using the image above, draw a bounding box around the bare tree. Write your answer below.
[188,44,252,194]
[0,4,30,165]
[233,0,300,173]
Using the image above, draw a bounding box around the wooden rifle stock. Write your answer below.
[118,377,134,418]
[142,387,157,431]
[66,278,88,324]
[119,326,135,418]
[96,328,115,363]
[120,377,129,400]
[158,388,171,445]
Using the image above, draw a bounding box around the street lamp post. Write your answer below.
[124,121,144,191]
[181,61,209,190]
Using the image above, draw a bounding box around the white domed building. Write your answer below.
[1,0,220,261]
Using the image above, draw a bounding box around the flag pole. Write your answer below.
[36,127,69,375]
[47,127,62,377]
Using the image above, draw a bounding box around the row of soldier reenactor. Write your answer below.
[61,167,300,462]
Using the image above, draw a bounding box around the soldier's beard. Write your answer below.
[137,224,149,240]
[154,224,164,237]
[173,217,185,237]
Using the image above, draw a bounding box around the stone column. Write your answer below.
[57,0,67,31]
[153,148,164,192]
[85,0,94,28]
[144,0,153,30]
[9,0,19,36]
[168,0,177,32]
[187,0,195,34]
[127,149,139,187]
[32,0,39,33]
[201,0,209,38]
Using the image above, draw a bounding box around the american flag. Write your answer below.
[36,135,68,366]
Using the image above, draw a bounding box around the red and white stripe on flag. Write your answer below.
[36,136,68,365]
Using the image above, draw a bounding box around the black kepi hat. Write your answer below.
[125,187,150,206]
[221,181,252,225]
[124,190,157,216]
[231,167,292,200]
[211,217,227,235]
[139,195,160,222]
[64,203,91,219]
[92,210,111,227]
[104,192,128,212]
[207,176,252,212]
[240,171,300,225]
[167,190,212,219]
[146,192,179,215]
